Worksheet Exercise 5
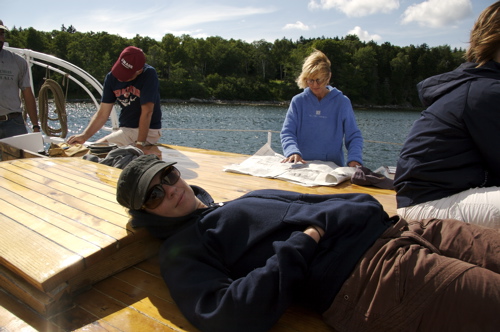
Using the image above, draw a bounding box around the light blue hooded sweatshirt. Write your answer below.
[280,86,363,166]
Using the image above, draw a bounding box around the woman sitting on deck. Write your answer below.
[116,155,499,332]
[394,1,500,229]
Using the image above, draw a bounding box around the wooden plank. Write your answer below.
[9,160,118,198]
[0,186,119,252]
[0,157,161,317]
[50,305,120,332]
[0,166,131,241]
[0,141,23,160]
[67,237,161,292]
[0,288,63,332]
[92,274,196,331]
[0,197,103,264]
[21,158,122,189]
[0,141,45,161]
[0,305,38,332]
[115,264,169,297]
[133,255,162,276]
[0,231,159,317]
[74,287,183,331]
[0,214,84,293]
[0,161,127,219]
[0,265,72,316]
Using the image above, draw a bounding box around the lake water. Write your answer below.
[64,103,421,170]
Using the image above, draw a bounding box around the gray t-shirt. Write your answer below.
[0,49,31,115]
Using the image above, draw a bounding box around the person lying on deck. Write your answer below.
[116,154,500,332]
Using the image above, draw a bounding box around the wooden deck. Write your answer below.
[0,144,397,332]
[0,156,162,316]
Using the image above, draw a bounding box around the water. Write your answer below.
[63,103,421,170]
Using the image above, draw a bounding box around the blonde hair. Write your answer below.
[466,1,500,66]
[296,50,332,89]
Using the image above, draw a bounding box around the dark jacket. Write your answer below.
[132,189,391,332]
[394,61,500,208]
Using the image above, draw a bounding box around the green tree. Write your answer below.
[350,46,378,103]
[25,27,49,52]
[4,25,467,105]
[390,52,413,105]
[161,33,183,79]
[252,39,272,80]
[147,44,167,78]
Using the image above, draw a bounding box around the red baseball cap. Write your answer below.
[111,46,146,81]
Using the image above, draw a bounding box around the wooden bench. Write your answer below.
[0,157,161,316]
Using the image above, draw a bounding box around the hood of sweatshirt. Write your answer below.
[128,185,219,238]
[418,61,500,107]
[304,85,342,103]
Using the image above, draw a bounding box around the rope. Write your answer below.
[38,78,68,138]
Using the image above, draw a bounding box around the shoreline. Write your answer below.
[67,97,422,111]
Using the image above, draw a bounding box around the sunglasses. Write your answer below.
[306,78,324,85]
[142,166,181,210]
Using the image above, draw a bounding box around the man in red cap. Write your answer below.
[0,19,40,142]
[67,46,162,150]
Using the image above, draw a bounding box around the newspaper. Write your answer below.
[223,141,355,187]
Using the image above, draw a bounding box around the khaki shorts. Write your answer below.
[98,127,162,146]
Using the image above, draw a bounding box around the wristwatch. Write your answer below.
[135,141,146,147]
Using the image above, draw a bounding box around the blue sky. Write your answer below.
[2,0,495,50]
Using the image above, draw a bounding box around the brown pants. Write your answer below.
[323,217,500,332]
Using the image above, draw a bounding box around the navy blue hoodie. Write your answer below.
[132,188,391,332]
[394,61,500,208]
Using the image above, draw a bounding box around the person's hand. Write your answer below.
[281,154,307,164]
[67,134,87,145]
[348,161,362,167]
[140,145,162,158]
[135,143,156,156]
[304,225,324,243]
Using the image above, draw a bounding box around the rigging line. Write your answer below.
[163,128,279,133]
[161,128,403,145]
[364,140,402,146]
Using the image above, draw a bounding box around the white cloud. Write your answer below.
[168,6,275,29]
[85,4,277,39]
[308,0,399,17]
[283,21,311,31]
[401,0,473,28]
[348,26,382,42]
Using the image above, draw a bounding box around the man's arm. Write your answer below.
[135,102,154,148]
[67,102,114,144]
[21,87,39,132]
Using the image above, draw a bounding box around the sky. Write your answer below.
[1,0,496,50]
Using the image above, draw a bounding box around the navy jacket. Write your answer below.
[394,61,500,208]
[132,189,391,332]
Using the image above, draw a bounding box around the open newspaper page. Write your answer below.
[223,141,355,187]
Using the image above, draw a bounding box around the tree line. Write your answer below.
[6,25,466,107]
